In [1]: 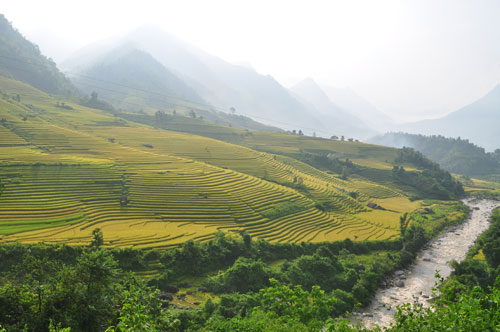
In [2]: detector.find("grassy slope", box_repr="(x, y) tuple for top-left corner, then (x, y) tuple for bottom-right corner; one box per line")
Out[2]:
(0, 76), (445, 248)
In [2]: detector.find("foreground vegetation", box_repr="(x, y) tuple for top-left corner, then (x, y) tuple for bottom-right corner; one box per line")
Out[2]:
(0, 198), (469, 331)
(3, 205), (497, 332)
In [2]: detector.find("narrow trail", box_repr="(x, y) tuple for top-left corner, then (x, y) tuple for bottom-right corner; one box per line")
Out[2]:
(355, 198), (500, 329)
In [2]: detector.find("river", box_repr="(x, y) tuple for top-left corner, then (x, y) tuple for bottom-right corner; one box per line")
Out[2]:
(355, 198), (500, 329)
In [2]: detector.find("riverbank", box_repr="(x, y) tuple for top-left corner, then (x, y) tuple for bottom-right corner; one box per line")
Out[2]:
(356, 198), (500, 329)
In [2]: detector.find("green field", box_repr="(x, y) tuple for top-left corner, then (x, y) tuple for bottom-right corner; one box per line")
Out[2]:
(0, 76), (455, 248)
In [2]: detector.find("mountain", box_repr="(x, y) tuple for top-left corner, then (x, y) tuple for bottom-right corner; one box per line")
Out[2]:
(67, 44), (205, 112)
(321, 85), (395, 132)
(399, 84), (500, 151)
(370, 132), (500, 176)
(291, 78), (377, 138)
(62, 26), (364, 137)
(0, 14), (74, 95)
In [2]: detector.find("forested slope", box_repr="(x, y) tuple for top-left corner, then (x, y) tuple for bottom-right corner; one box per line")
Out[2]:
(0, 15), (74, 95)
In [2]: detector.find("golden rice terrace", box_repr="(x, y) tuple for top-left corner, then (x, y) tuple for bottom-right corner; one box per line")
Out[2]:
(0, 76), (427, 248)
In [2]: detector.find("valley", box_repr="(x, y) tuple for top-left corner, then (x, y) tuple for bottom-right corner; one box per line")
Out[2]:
(1, 6), (500, 331)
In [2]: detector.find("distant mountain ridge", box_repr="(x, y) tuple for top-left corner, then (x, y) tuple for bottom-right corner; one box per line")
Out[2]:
(398, 84), (500, 151)
(291, 78), (376, 138)
(0, 14), (74, 95)
(321, 85), (395, 132)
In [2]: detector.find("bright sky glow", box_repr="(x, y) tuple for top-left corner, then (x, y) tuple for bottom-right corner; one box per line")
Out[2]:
(3, 0), (500, 122)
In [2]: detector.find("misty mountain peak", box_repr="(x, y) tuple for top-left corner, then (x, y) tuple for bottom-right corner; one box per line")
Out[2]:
(293, 77), (321, 90)
(292, 78), (340, 112)
(233, 61), (256, 72)
(291, 78), (374, 137)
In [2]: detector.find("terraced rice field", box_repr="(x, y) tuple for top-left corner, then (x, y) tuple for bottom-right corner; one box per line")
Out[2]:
(0, 76), (413, 247)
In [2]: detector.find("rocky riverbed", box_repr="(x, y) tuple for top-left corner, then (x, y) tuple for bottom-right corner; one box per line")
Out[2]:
(354, 198), (500, 329)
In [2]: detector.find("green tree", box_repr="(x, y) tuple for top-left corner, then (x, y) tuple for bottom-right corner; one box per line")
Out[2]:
(258, 279), (336, 329)
(75, 249), (120, 332)
(340, 167), (349, 180)
(388, 285), (500, 331)
(206, 257), (274, 293)
(90, 228), (104, 248)
(482, 218), (500, 269)
(283, 253), (344, 291)
(399, 213), (411, 237)
(49, 321), (71, 332)
(241, 231), (252, 248)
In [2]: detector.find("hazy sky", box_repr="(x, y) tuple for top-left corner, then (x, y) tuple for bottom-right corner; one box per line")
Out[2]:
(3, 0), (500, 122)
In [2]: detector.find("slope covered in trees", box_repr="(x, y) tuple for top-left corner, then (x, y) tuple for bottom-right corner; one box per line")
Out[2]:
(0, 14), (74, 95)
(371, 132), (500, 176)
(392, 147), (465, 200)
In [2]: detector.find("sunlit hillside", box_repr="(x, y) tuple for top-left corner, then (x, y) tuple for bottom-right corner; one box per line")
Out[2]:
(0, 76), (431, 248)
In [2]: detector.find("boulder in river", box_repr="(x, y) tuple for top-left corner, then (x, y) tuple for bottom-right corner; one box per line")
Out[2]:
(395, 280), (405, 287)
(395, 270), (405, 276)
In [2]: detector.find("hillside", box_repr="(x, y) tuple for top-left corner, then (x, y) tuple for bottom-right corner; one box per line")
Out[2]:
(68, 45), (205, 112)
(0, 75), (462, 248)
(400, 84), (500, 152)
(67, 44), (282, 132)
(62, 26), (374, 138)
(370, 132), (500, 176)
(0, 14), (74, 95)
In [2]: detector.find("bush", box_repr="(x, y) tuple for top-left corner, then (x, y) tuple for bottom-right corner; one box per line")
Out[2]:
(205, 257), (275, 293)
